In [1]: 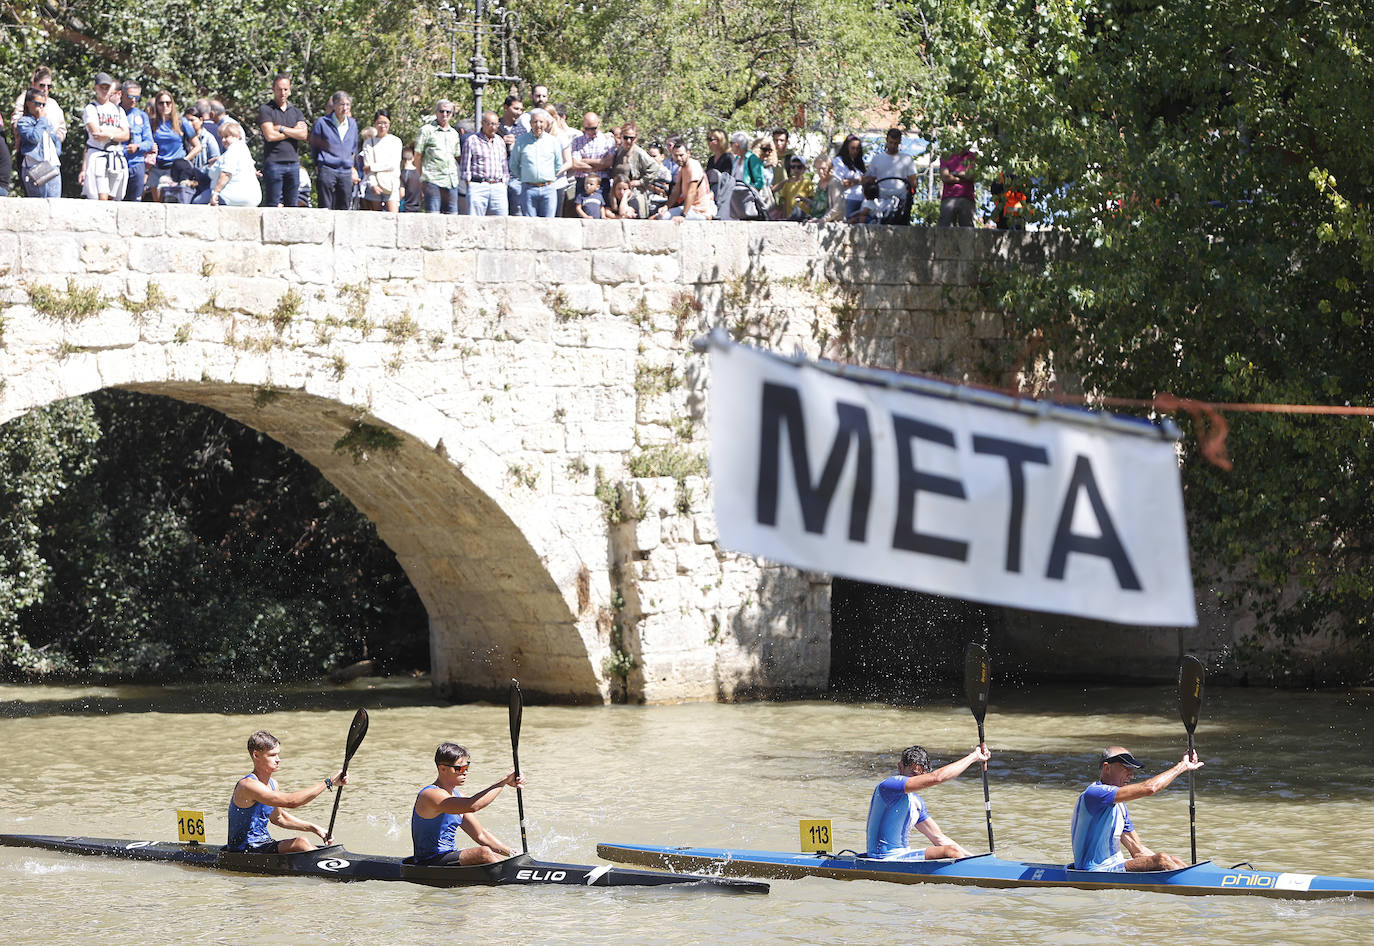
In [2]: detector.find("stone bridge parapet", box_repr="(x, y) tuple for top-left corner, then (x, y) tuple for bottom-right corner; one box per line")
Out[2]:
(0, 198), (1031, 702)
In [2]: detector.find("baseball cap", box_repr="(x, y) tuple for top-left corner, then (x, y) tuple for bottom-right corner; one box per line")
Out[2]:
(1100, 749), (1144, 769)
(94, 72), (115, 87)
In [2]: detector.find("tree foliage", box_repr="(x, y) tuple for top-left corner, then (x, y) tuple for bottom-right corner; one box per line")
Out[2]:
(902, 0), (1374, 658)
(0, 392), (428, 681)
(516, 0), (920, 137)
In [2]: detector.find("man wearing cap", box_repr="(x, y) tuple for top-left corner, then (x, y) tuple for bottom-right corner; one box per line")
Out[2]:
(865, 743), (991, 860)
(1071, 745), (1203, 872)
(82, 73), (130, 201)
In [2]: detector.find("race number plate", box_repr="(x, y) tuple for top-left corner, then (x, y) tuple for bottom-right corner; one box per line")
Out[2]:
(177, 809), (207, 844)
(800, 818), (833, 854)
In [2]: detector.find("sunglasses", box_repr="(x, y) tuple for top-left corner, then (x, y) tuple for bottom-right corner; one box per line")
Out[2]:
(36, 82), (53, 89)
(437, 108), (453, 114)
(441, 762), (470, 773)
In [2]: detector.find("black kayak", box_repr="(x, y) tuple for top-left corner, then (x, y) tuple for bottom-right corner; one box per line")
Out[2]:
(0, 834), (767, 893)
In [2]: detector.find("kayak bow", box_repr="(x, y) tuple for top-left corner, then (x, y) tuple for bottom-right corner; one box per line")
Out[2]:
(595, 842), (1374, 900)
(0, 834), (766, 893)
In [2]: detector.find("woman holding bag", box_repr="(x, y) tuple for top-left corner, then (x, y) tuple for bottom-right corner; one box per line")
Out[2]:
(361, 109), (403, 212)
(16, 87), (62, 198)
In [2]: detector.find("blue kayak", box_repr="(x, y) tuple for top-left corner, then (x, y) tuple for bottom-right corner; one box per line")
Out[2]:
(596, 842), (1374, 899)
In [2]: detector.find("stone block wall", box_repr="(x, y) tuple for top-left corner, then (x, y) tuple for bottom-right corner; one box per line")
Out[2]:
(0, 199), (1027, 702)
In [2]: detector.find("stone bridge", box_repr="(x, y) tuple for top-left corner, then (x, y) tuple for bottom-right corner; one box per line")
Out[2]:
(0, 199), (1030, 703)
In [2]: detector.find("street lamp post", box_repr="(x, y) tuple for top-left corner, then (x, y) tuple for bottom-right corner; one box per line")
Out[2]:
(434, 0), (522, 130)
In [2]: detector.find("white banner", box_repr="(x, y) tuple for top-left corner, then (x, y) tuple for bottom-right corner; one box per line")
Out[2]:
(708, 339), (1196, 626)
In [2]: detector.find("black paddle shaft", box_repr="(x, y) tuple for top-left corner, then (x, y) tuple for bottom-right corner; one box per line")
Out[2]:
(964, 643), (994, 854)
(325, 708), (369, 844)
(509, 679), (530, 855)
(1179, 655), (1205, 865)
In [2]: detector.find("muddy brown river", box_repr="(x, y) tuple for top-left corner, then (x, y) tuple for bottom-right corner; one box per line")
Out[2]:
(2, 680), (1371, 943)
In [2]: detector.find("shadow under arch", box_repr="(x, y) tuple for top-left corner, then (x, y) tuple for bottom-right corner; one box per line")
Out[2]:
(90, 381), (602, 704)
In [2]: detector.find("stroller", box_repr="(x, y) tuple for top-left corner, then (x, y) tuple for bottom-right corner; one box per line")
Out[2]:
(872, 177), (915, 226)
(727, 178), (771, 220)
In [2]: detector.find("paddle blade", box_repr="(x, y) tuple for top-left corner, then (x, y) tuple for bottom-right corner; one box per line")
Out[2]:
(964, 643), (991, 724)
(1179, 655), (1205, 734)
(509, 679), (523, 750)
(343, 708), (369, 768)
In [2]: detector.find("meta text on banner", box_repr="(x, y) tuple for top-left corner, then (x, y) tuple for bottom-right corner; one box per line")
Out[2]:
(708, 340), (1197, 626)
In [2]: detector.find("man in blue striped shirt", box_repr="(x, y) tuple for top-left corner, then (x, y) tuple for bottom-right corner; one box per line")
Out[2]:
(1071, 746), (1203, 871)
(461, 111), (510, 216)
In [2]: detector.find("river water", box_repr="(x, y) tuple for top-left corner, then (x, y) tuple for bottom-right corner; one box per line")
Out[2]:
(2, 680), (1371, 944)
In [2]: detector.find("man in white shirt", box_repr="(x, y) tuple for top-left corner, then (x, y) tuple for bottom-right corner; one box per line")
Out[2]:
(864, 128), (919, 221)
(81, 72), (130, 200)
(515, 84), (550, 134)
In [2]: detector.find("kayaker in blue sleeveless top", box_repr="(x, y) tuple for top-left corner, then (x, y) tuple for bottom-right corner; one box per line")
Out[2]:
(411, 742), (524, 865)
(1071, 745), (1202, 872)
(226, 730), (349, 853)
(865, 743), (989, 860)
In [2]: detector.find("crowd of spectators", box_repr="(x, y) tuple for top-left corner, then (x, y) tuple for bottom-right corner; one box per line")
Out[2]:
(4, 67), (1021, 229)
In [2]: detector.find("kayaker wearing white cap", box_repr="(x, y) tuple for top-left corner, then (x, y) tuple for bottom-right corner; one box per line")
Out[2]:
(1072, 745), (1204, 871)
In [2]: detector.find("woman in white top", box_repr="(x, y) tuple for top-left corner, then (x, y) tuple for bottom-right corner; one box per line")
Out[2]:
(832, 134), (867, 220)
(655, 138), (716, 221)
(361, 109), (403, 212)
(195, 119), (260, 206)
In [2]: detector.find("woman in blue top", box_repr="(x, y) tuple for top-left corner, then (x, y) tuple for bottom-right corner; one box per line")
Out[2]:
(147, 90), (201, 200)
(227, 730), (348, 853)
(412, 742), (524, 865)
(16, 87), (62, 198)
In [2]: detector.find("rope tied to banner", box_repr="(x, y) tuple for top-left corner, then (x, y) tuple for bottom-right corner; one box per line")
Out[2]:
(1048, 393), (1374, 472)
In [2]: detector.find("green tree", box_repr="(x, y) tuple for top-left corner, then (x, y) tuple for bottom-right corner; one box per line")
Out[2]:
(902, 0), (1374, 665)
(0, 399), (100, 670)
(515, 0), (921, 139)
(0, 393), (428, 681)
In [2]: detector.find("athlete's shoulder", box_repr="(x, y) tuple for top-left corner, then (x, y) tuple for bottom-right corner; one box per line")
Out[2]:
(1079, 781), (1117, 809)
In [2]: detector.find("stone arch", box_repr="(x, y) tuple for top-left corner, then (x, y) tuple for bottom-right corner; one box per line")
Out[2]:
(7, 379), (604, 703)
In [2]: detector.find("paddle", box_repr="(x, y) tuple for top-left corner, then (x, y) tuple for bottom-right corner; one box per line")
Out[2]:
(509, 678), (530, 855)
(1178, 654), (1205, 865)
(324, 708), (369, 845)
(963, 642), (994, 854)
